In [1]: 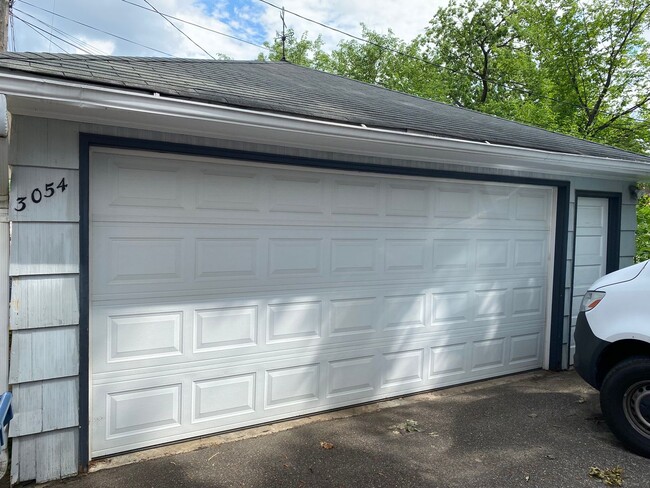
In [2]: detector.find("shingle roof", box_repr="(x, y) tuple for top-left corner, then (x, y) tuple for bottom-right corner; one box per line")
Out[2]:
(1, 52), (648, 163)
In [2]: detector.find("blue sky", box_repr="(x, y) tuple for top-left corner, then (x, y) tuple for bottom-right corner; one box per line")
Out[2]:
(8, 0), (447, 59)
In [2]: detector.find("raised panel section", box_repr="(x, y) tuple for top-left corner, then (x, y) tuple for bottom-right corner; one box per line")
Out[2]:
(515, 190), (548, 222)
(108, 312), (182, 362)
(512, 287), (543, 316)
(268, 301), (321, 343)
(386, 183), (429, 217)
(429, 343), (467, 378)
(331, 239), (377, 273)
(332, 180), (380, 215)
(196, 169), (260, 211)
(265, 364), (320, 407)
(433, 240), (470, 270)
(381, 349), (423, 387)
(510, 333), (541, 364)
(195, 238), (258, 279)
(384, 294), (426, 330)
(269, 239), (322, 276)
(385, 239), (427, 272)
(435, 186), (473, 218)
(192, 374), (255, 422)
(432, 292), (469, 325)
(475, 289), (507, 320)
(328, 356), (374, 396)
(108, 238), (183, 284)
(269, 175), (324, 214)
(107, 384), (181, 437)
(330, 297), (377, 336)
(472, 339), (505, 370)
(514, 239), (546, 268)
(109, 160), (183, 209)
(476, 240), (509, 269)
(477, 189), (510, 220)
(195, 306), (257, 351)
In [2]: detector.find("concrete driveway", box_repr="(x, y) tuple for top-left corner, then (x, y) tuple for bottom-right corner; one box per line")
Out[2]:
(45, 371), (649, 487)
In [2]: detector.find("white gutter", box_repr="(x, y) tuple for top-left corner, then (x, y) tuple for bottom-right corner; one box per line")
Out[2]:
(1, 72), (650, 179)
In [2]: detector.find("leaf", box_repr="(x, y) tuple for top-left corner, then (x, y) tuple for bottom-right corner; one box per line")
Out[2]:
(528, 413), (538, 418)
(589, 466), (624, 486)
(320, 441), (335, 450)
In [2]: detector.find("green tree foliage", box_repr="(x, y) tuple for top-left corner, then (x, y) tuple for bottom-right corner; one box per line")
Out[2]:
(636, 194), (650, 262)
(521, 0), (650, 153)
(321, 25), (440, 98)
(421, 0), (532, 110)
(257, 28), (328, 68)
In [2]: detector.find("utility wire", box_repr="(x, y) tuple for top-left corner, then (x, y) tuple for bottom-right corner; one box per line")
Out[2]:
(121, 0), (270, 52)
(14, 15), (71, 53)
(17, 0), (174, 56)
(141, 0), (215, 59)
(15, 7), (108, 55)
(9, 6), (16, 51)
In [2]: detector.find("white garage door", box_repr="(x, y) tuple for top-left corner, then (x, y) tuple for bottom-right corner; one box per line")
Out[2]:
(90, 148), (554, 457)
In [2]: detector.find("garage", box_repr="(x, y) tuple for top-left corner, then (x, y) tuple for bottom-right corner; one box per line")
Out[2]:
(89, 147), (554, 456)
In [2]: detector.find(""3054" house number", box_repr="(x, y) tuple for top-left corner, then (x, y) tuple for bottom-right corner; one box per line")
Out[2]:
(14, 178), (68, 212)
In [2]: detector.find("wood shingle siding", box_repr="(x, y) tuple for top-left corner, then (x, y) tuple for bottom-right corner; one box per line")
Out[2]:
(8, 115), (81, 484)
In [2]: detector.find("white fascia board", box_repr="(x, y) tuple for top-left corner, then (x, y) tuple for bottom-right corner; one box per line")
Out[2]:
(2, 72), (650, 180)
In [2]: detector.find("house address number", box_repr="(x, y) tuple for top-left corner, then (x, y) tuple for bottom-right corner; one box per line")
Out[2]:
(13, 178), (69, 212)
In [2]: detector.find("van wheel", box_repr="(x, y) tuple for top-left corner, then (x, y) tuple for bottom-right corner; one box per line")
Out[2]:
(600, 356), (650, 458)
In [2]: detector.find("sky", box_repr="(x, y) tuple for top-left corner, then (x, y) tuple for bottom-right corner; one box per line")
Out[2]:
(7, 0), (449, 59)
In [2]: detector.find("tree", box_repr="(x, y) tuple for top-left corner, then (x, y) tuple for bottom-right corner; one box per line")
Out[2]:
(421, 0), (533, 110)
(257, 28), (328, 69)
(323, 25), (440, 98)
(521, 0), (650, 152)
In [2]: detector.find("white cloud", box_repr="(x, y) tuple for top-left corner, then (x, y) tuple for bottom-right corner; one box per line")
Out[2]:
(10, 0), (448, 59)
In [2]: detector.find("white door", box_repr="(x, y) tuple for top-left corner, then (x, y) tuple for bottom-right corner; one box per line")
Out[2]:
(89, 148), (555, 457)
(571, 197), (609, 364)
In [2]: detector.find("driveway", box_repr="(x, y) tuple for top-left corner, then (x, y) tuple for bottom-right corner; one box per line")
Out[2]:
(44, 371), (649, 487)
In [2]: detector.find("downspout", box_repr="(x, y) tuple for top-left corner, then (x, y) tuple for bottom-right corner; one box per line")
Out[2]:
(0, 93), (10, 479)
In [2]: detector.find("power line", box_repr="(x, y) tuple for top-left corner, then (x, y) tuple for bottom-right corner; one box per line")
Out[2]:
(140, 0), (215, 59)
(9, 5), (16, 50)
(256, 0), (648, 122)
(14, 15), (71, 53)
(17, 0), (174, 56)
(121, 0), (270, 52)
(14, 7), (108, 55)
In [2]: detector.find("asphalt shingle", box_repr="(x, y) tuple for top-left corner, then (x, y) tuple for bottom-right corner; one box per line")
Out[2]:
(0, 53), (648, 163)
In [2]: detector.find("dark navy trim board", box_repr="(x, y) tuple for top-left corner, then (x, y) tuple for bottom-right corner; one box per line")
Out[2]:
(78, 133), (571, 470)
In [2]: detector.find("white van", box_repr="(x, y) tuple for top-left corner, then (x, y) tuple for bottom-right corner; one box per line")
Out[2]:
(574, 260), (650, 458)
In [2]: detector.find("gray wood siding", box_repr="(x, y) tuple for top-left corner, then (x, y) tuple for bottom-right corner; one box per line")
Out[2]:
(9, 327), (79, 383)
(10, 275), (80, 330)
(9, 378), (79, 437)
(5, 114), (642, 483)
(8, 116), (82, 483)
(10, 428), (78, 484)
(9, 223), (79, 276)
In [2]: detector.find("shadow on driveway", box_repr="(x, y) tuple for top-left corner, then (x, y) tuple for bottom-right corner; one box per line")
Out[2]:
(48, 371), (650, 488)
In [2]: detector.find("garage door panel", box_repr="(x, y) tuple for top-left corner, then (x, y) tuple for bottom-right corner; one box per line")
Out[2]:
(91, 150), (551, 230)
(90, 149), (554, 457)
(91, 322), (543, 455)
(92, 224), (549, 300)
(91, 278), (546, 378)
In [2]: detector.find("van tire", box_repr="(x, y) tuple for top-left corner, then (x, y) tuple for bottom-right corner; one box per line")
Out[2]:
(600, 356), (650, 458)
